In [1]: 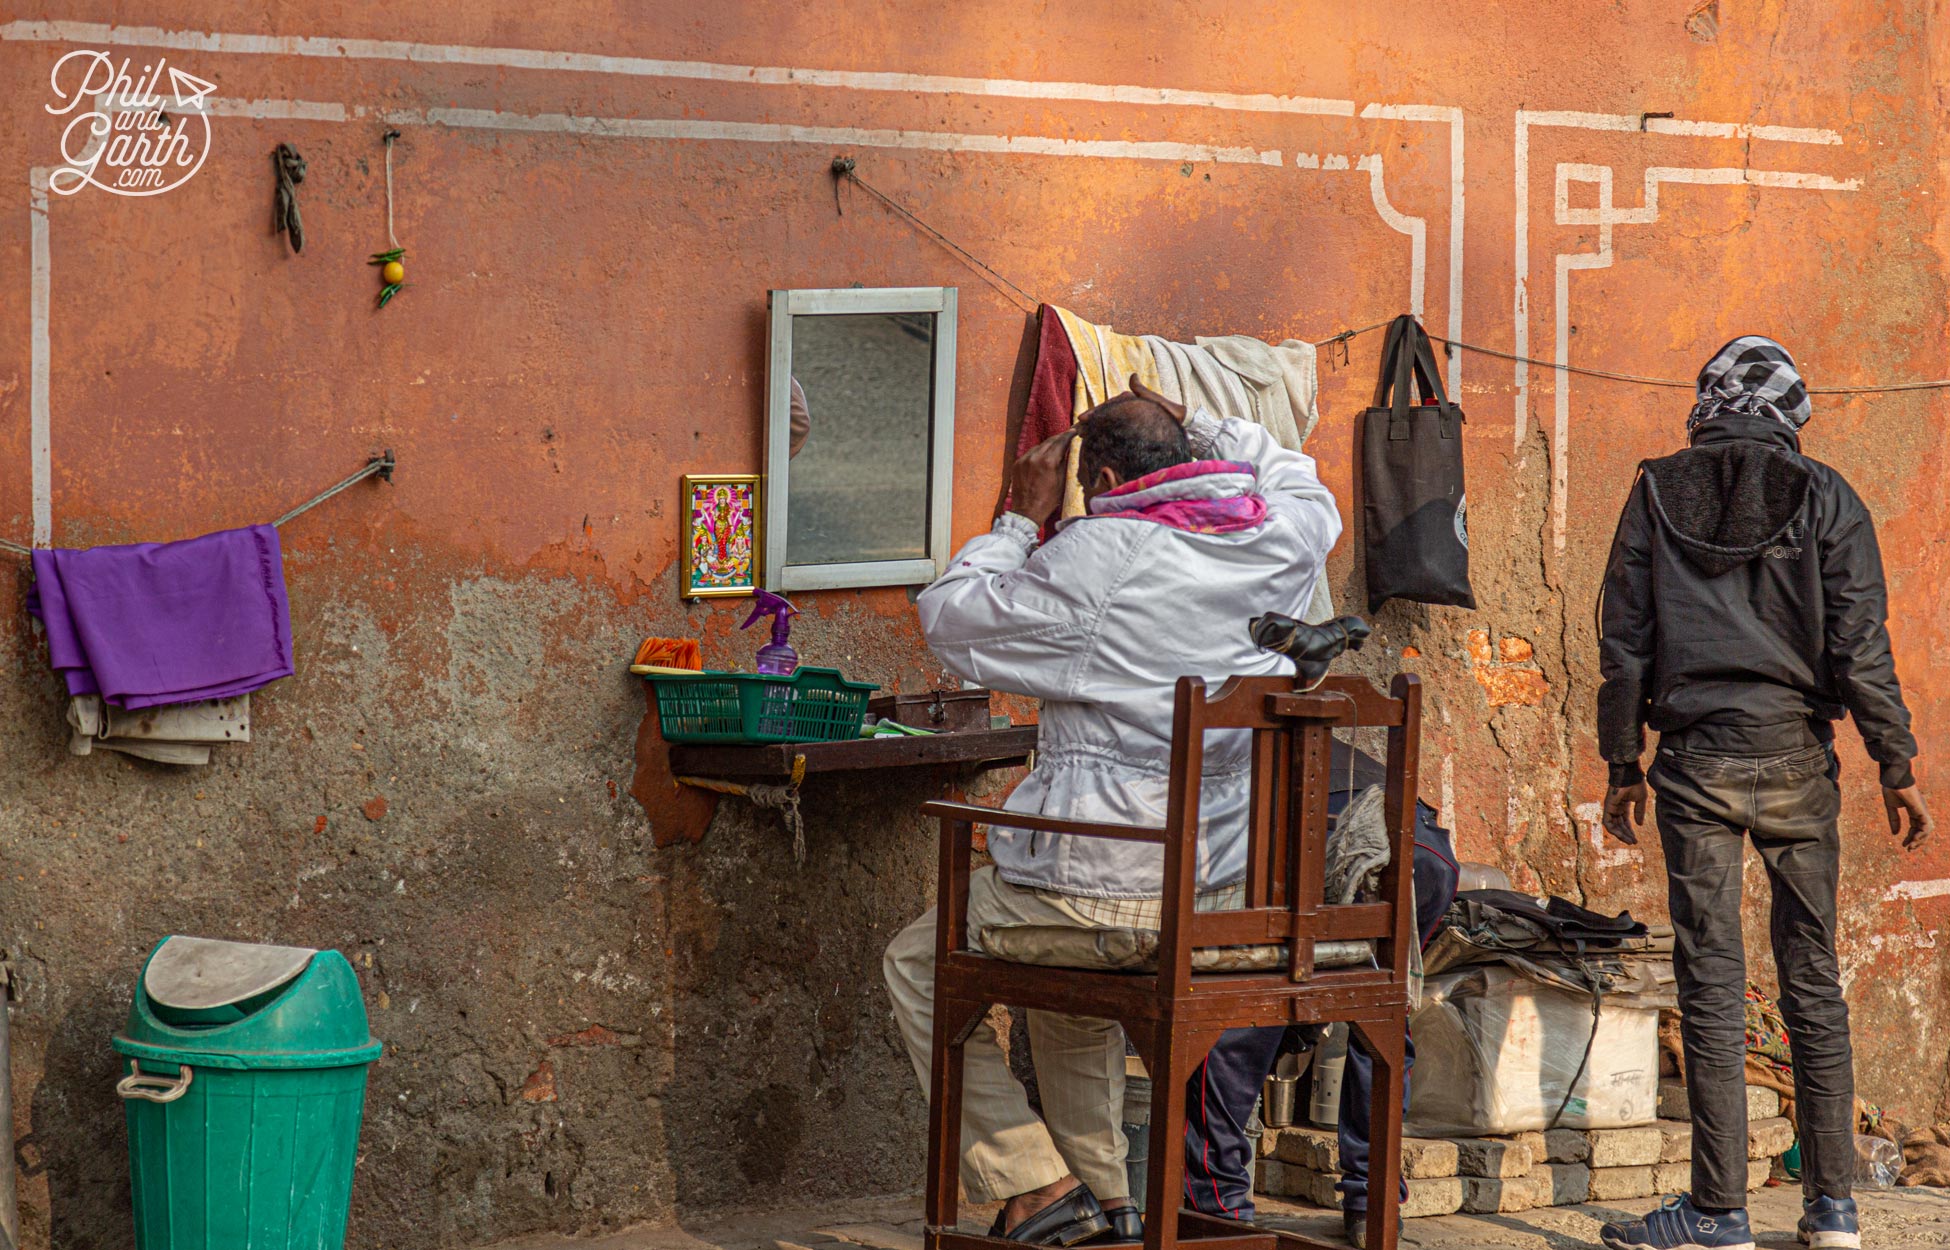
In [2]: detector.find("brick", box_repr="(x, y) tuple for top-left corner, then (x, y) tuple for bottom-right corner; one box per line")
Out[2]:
(1658, 1079), (1690, 1121)
(1461, 1172), (1552, 1214)
(1270, 1165), (1337, 1208)
(1530, 1162), (1591, 1206)
(1587, 1165), (1657, 1202)
(1652, 1161), (1690, 1194)
(1255, 1158), (1293, 1198)
(1401, 1137), (1460, 1179)
(1402, 1175), (1466, 1219)
(1587, 1127), (1663, 1168)
(1656, 1119), (1693, 1164)
(1456, 1137), (1535, 1177)
(1275, 1126), (1338, 1173)
(1660, 1078), (1781, 1123)
(1748, 1158), (1772, 1191)
(1545, 1128), (1591, 1164)
(1502, 1130), (1549, 1158)
(1748, 1116), (1795, 1160)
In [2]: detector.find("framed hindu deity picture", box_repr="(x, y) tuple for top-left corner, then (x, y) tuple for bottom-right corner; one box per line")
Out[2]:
(679, 474), (762, 599)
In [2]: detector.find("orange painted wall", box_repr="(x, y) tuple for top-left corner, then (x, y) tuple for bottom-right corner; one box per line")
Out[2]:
(0, 2), (1947, 1243)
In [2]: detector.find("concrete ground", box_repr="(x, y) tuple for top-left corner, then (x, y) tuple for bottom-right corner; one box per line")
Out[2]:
(490, 1185), (1950, 1250)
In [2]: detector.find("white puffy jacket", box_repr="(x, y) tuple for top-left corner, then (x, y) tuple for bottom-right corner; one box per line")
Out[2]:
(918, 412), (1342, 899)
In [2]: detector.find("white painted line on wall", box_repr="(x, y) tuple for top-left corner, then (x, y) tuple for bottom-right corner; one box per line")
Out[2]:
(29, 168), (50, 547)
(1515, 111), (1531, 443)
(1575, 800), (1633, 869)
(0, 19), (1360, 118)
(1358, 155), (1426, 318)
(1513, 108), (1849, 448)
(382, 106), (1284, 165)
(1885, 880), (1950, 902)
(1363, 103), (1464, 395)
(1645, 117), (1843, 145)
(1543, 161), (1858, 551)
(204, 98), (350, 122)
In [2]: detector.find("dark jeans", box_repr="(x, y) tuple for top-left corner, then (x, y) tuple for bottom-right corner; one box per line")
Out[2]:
(1182, 800), (1459, 1220)
(1651, 739), (1854, 1209)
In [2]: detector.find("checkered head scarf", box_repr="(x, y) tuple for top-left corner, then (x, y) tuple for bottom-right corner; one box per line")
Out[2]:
(1688, 335), (1812, 431)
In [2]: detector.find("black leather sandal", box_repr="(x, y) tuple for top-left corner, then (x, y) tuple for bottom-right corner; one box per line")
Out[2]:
(989, 1186), (1113, 1246)
(1088, 1207), (1142, 1244)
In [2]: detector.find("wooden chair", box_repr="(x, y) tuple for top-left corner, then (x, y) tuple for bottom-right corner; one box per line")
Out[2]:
(920, 673), (1422, 1250)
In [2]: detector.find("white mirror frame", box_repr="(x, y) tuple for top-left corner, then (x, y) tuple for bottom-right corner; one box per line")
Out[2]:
(763, 286), (958, 592)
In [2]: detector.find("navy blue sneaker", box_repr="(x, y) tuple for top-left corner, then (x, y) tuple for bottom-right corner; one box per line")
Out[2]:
(1600, 1196), (1756, 1250)
(1798, 1195), (1861, 1249)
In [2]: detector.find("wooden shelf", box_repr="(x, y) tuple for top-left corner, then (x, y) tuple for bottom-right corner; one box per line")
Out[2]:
(669, 725), (1039, 780)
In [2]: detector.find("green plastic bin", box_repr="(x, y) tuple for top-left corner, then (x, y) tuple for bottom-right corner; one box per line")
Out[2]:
(113, 936), (383, 1250)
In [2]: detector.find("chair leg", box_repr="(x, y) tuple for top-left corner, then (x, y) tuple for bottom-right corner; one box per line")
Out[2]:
(1141, 1023), (1226, 1250)
(1348, 1018), (1405, 1250)
(927, 997), (988, 1236)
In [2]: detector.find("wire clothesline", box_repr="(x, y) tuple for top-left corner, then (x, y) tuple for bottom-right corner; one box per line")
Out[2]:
(834, 156), (1950, 398)
(0, 451), (396, 557)
(1315, 320), (1950, 395)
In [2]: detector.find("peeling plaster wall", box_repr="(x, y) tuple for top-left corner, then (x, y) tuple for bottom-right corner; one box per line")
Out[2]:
(0, 2), (1948, 1245)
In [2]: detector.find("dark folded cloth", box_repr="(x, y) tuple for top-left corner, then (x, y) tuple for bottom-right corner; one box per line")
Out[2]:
(1449, 889), (1649, 949)
(29, 524), (294, 709)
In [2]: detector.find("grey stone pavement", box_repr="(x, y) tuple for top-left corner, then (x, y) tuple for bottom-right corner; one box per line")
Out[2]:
(492, 1184), (1950, 1250)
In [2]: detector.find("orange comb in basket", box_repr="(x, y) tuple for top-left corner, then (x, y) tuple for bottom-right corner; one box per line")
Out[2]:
(631, 636), (702, 673)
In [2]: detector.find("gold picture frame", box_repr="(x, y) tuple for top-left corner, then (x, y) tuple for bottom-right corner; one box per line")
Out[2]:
(680, 474), (762, 599)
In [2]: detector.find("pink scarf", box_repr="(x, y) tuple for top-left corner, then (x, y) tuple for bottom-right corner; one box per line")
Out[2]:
(1082, 459), (1268, 534)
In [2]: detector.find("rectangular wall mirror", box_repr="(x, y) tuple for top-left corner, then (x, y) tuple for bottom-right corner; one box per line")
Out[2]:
(764, 287), (957, 591)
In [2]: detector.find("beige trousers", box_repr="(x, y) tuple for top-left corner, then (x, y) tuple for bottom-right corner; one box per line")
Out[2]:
(882, 866), (1132, 1204)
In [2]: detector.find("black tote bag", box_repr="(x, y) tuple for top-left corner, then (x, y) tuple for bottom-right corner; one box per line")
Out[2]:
(1359, 315), (1475, 612)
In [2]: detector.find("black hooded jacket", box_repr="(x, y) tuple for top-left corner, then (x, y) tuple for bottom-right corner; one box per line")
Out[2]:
(1597, 414), (1917, 789)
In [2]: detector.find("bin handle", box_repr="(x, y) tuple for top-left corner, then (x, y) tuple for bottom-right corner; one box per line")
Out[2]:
(117, 1060), (193, 1104)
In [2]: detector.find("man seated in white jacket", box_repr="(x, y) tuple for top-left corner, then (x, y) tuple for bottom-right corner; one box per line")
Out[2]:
(883, 380), (1342, 1244)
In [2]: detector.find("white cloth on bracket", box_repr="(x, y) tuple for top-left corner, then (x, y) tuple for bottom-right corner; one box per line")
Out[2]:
(66, 693), (250, 766)
(918, 412), (1341, 900)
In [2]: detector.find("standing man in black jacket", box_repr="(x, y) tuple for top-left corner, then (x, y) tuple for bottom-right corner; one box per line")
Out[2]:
(1595, 336), (1931, 1250)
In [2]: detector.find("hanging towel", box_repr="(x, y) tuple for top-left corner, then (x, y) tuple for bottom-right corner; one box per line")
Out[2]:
(1050, 306), (1162, 410)
(1050, 306), (1161, 518)
(1018, 306), (1082, 458)
(1194, 335), (1320, 452)
(1142, 336), (1258, 425)
(30, 524), (294, 709)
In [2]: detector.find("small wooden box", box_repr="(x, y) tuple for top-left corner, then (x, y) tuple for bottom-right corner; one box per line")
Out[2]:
(866, 688), (993, 734)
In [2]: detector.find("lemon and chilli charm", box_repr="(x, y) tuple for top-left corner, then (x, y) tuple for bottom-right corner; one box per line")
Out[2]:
(368, 248), (406, 309)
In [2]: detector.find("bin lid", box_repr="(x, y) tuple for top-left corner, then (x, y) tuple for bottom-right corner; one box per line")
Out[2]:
(115, 938), (381, 1070)
(144, 936), (318, 1010)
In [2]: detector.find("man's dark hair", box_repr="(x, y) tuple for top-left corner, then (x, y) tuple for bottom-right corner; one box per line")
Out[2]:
(1078, 396), (1193, 487)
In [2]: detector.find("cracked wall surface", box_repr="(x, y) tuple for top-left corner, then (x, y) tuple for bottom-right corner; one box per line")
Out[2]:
(1, 1), (1949, 1246)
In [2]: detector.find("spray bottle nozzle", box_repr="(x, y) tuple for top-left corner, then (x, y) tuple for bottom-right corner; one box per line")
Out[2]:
(742, 589), (798, 645)
(741, 589), (801, 675)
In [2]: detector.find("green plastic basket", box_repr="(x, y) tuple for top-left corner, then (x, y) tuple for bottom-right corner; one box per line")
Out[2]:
(645, 666), (878, 744)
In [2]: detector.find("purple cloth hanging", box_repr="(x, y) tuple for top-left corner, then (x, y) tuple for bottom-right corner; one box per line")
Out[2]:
(29, 524), (293, 709)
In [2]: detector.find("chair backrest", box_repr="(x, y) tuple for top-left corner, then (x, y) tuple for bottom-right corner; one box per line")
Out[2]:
(1150, 672), (1422, 997)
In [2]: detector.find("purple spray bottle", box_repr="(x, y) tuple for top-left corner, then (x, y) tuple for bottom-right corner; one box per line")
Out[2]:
(741, 589), (800, 675)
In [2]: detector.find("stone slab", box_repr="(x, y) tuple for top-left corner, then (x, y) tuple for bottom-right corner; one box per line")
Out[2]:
(1587, 1165), (1657, 1203)
(1456, 1137), (1535, 1178)
(1587, 1126), (1663, 1168)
